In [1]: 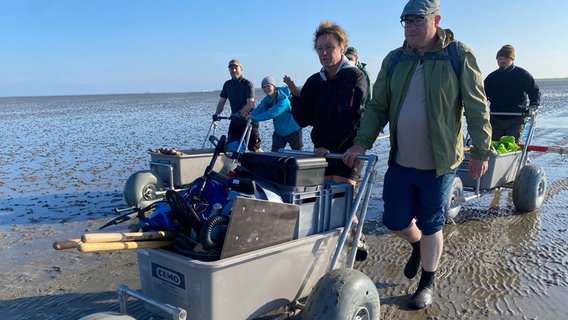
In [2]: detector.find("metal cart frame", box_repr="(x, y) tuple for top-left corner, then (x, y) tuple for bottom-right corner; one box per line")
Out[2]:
(111, 152), (380, 320)
(446, 105), (547, 220)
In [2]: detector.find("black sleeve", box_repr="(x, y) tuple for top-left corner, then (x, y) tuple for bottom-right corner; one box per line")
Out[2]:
(321, 69), (367, 151)
(524, 72), (541, 106)
(291, 75), (318, 127)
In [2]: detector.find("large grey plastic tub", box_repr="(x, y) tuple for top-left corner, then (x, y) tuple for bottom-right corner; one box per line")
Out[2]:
(457, 151), (521, 189)
(137, 229), (343, 320)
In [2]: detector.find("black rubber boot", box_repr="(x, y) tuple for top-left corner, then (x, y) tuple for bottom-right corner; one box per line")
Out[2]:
(404, 241), (421, 279)
(410, 268), (435, 309)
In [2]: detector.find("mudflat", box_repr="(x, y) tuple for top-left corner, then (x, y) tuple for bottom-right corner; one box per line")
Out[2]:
(1, 92), (567, 319)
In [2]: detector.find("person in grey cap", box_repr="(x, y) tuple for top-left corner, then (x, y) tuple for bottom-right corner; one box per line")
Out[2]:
(343, 0), (493, 309)
(484, 44), (541, 142)
(213, 58), (262, 152)
(246, 76), (303, 152)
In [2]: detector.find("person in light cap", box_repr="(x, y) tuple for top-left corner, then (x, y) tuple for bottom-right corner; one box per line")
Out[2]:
(343, 0), (492, 309)
(245, 76), (303, 152)
(484, 44), (541, 142)
(213, 59), (262, 152)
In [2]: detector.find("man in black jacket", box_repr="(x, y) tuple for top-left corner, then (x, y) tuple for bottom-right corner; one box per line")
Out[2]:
(484, 44), (541, 142)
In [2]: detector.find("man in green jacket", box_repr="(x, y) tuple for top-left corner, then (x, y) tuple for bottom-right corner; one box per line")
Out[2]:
(343, 0), (493, 309)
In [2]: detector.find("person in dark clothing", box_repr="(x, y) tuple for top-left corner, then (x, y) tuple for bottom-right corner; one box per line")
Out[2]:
(284, 20), (368, 262)
(345, 46), (373, 106)
(213, 59), (262, 152)
(283, 20), (367, 186)
(484, 44), (541, 142)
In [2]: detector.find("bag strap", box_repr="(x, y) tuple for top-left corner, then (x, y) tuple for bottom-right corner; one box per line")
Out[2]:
(387, 40), (460, 77)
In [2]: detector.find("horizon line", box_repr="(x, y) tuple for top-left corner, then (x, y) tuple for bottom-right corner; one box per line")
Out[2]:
(1, 77), (567, 99)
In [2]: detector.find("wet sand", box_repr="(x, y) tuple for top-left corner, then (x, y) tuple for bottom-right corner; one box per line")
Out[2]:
(1, 187), (567, 319)
(1, 94), (567, 319)
(2, 142), (567, 320)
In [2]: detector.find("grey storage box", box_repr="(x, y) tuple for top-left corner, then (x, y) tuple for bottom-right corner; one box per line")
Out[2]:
(457, 151), (521, 189)
(149, 148), (227, 187)
(280, 182), (353, 238)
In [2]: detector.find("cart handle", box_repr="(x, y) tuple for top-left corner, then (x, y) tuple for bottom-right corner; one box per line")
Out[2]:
(278, 150), (378, 163)
(117, 284), (187, 320)
(490, 105), (540, 117)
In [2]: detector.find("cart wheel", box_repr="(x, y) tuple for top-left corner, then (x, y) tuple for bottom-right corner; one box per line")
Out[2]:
(79, 312), (135, 320)
(513, 164), (546, 212)
(302, 268), (380, 320)
(123, 170), (165, 208)
(445, 176), (463, 222)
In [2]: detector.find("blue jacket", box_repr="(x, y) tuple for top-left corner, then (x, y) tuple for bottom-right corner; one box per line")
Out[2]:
(251, 86), (301, 137)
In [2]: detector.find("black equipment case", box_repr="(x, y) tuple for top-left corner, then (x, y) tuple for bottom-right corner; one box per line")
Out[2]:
(238, 152), (328, 187)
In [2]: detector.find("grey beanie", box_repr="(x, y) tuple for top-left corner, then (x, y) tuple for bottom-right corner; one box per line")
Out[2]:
(261, 76), (275, 88)
(401, 0), (440, 19)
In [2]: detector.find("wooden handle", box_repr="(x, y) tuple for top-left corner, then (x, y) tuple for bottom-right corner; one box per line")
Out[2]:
(81, 231), (175, 243)
(53, 239), (81, 250)
(77, 240), (173, 252)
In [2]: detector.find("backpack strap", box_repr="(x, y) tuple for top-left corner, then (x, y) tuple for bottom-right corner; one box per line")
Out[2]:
(446, 40), (461, 78)
(387, 40), (461, 77)
(386, 47), (405, 75)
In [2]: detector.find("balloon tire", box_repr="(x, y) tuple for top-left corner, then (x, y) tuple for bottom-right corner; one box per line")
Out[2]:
(123, 170), (164, 208)
(302, 268), (380, 320)
(445, 176), (464, 221)
(513, 164), (546, 212)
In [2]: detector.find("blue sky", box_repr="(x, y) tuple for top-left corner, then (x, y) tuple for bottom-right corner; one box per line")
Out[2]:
(1, 0), (566, 97)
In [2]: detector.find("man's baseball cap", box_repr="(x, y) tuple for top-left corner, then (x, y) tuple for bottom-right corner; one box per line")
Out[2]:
(228, 59), (242, 68)
(345, 47), (358, 60)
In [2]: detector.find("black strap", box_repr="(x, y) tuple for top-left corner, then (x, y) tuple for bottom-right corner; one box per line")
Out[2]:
(387, 40), (460, 77)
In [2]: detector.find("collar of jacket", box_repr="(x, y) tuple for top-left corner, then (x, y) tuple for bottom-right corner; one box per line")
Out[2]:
(401, 27), (454, 56)
(319, 56), (356, 81)
(499, 64), (516, 73)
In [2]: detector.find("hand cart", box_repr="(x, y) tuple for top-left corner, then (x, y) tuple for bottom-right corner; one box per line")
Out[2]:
(121, 116), (251, 209)
(85, 150), (381, 320)
(446, 105), (547, 220)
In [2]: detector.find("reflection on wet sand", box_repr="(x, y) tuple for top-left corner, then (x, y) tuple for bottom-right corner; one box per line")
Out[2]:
(359, 199), (567, 319)
(538, 116), (568, 129)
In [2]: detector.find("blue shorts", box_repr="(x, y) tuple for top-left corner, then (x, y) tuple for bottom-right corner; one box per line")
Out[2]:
(382, 162), (455, 235)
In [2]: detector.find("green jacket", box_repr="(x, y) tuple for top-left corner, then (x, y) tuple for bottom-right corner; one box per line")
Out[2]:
(355, 60), (373, 106)
(353, 28), (493, 176)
